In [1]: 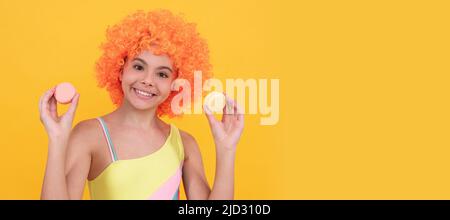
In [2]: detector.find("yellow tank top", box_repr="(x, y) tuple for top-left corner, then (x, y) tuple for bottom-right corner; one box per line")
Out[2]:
(88, 117), (184, 200)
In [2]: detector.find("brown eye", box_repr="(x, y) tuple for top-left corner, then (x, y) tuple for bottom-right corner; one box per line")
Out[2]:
(133, 64), (144, 71)
(159, 72), (168, 78)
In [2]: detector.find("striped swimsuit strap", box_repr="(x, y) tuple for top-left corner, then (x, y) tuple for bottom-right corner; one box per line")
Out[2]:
(96, 117), (118, 162)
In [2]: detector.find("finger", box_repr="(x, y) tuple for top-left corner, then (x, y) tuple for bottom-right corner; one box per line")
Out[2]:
(230, 98), (238, 116)
(221, 95), (235, 123)
(39, 87), (56, 124)
(39, 93), (46, 120)
(204, 104), (218, 127)
(41, 87), (56, 114)
(39, 87), (53, 111)
(221, 95), (228, 122)
(235, 102), (244, 123)
(224, 93), (235, 115)
(49, 96), (58, 119)
(66, 93), (80, 120)
(38, 92), (44, 113)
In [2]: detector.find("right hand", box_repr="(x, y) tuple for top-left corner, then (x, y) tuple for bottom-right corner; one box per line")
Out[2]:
(39, 86), (80, 142)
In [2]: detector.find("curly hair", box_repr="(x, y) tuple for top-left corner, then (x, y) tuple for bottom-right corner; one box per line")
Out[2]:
(95, 10), (212, 118)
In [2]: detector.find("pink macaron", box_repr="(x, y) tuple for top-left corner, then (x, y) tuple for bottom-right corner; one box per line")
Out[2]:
(55, 82), (76, 104)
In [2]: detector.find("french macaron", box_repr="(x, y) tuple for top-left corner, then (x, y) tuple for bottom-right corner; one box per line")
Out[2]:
(55, 82), (76, 104)
(204, 91), (226, 113)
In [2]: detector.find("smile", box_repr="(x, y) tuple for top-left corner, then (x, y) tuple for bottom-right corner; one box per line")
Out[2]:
(133, 88), (156, 99)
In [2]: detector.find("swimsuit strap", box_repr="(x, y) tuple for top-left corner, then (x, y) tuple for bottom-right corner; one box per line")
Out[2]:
(96, 117), (118, 162)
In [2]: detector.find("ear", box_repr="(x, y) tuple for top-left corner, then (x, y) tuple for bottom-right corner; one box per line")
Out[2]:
(118, 57), (127, 82)
(118, 68), (124, 82)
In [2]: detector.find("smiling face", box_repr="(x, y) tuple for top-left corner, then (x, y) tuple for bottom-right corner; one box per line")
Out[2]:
(119, 50), (176, 111)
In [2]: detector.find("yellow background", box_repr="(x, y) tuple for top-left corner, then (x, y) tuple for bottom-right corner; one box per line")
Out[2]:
(0, 0), (449, 199)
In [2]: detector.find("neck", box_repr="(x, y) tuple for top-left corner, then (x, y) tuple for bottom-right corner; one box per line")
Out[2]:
(111, 100), (160, 130)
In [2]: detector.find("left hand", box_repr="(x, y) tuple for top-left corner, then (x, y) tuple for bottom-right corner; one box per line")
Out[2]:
(204, 94), (244, 153)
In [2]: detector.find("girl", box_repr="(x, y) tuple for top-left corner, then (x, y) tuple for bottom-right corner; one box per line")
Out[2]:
(39, 10), (244, 200)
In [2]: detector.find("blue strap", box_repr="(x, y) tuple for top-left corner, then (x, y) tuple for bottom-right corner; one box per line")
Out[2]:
(98, 117), (118, 161)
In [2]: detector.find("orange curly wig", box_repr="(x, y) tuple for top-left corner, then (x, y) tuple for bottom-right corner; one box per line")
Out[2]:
(95, 10), (212, 118)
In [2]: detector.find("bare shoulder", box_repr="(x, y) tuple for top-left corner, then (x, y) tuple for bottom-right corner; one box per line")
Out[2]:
(178, 129), (200, 160)
(68, 118), (103, 151)
(178, 129), (198, 148)
(64, 118), (104, 178)
(71, 119), (101, 139)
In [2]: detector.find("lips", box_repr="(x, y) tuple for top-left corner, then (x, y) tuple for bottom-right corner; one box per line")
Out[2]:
(133, 87), (157, 100)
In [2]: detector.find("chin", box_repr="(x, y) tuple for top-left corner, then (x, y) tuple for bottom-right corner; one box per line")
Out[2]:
(127, 96), (168, 112)
(126, 97), (158, 110)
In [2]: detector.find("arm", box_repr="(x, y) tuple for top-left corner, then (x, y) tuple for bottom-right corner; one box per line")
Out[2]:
(181, 132), (211, 200)
(39, 87), (91, 200)
(182, 95), (244, 200)
(41, 137), (70, 199)
(64, 121), (93, 199)
(41, 123), (91, 200)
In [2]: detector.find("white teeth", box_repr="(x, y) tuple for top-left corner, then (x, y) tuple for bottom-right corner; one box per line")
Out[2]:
(134, 88), (153, 97)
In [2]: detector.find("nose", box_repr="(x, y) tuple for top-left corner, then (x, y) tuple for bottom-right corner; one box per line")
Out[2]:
(140, 72), (155, 87)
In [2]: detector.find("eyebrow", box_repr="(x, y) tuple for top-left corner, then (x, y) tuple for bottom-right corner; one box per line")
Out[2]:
(132, 58), (173, 73)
